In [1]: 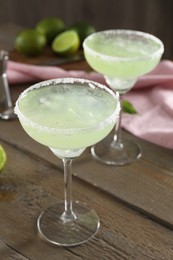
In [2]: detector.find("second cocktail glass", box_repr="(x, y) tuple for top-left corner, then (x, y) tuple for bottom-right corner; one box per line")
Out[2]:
(15, 78), (120, 246)
(83, 29), (164, 165)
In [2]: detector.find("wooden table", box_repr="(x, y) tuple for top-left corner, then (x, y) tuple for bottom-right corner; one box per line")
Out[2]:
(0, 26), (173, 259)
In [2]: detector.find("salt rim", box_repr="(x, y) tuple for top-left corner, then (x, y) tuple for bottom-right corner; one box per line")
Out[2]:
(14, 78), (120, 134)
(83, 29), (164, 62)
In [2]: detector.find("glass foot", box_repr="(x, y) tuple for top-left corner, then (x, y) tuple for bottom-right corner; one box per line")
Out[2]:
(37, 201), (100, 247)
(91, 136), (142, 166)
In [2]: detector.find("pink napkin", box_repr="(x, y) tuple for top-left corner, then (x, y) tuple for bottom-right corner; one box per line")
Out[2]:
(123, 60), (173, 149)
(7, 60), (173, 149)
(7, 61), (106, 85)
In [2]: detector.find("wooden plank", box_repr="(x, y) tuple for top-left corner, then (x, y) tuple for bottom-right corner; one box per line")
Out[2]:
(75, 146), (173, 229)
(0, 239), (29, 260)
(0, 141), (84, 260)
(0, 141), (173, 259)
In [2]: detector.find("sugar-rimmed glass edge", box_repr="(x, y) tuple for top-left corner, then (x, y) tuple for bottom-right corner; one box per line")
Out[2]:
(83, 29), (164, 63)
(14, 77), (120, 135)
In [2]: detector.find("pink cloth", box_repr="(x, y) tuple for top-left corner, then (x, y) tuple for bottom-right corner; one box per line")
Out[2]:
(7, 60), (173, 149)
(7, 61), (106, 85)
(123, 60), (173, 149)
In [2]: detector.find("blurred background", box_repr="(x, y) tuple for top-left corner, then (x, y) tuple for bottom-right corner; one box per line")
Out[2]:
(0, 0), (172, 59)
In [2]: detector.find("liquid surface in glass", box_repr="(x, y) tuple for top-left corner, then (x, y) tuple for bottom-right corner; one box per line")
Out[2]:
(17, 81), (119, 150)
(83, 30), (164, 79)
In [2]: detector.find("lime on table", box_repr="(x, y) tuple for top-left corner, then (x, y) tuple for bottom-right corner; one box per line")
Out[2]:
(0, 145), (7, 172)
(15, 29), (47, 56)
(36, 17), (65, 44)
(52, 30), (80, 55)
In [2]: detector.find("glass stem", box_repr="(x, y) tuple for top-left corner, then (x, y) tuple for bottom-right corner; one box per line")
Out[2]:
(61, 158), (76, 222)
(111, 95), (123, 149)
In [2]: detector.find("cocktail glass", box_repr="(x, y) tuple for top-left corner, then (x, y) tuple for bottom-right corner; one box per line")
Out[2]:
(83, 29), (164, 165)
(14, 78), (120, 246)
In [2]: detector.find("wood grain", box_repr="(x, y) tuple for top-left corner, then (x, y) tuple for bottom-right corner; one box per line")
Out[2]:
(0, 239), (28, 260)
(0, 140), (173, 259)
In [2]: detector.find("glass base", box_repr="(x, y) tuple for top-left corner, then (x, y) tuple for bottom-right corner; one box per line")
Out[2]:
(37, 201), (100, 247)
(91, 136), (142, 166)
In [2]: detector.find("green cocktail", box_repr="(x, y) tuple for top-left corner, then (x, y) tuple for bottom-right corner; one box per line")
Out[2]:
(15, 78), (119, 246)
(83, 30), (164, 165)
(17, 79), (119, 157)
(83, 30), (162, 80)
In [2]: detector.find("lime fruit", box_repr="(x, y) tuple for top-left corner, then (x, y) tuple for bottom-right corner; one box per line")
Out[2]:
(36, 17), (65, 44)
(15, 29), (47, 56)
(0, 145), (7, 172)
(68, 21), (96, 43)
(52, 30), (80, 55)
(122, 100), (137, 114)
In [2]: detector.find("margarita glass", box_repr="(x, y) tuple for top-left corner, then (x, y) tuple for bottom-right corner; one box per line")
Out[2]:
(83, 29), (164, 165)
(15, 78), (119, 246)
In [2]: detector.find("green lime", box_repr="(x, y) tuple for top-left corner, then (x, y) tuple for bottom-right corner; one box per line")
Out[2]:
(0, 145), (7, 172)
(36, 17), (65, 44)
(15, 29), (47, 56)
(52, 30), (80, 55)
(68, 21), (96, 43)
(122, 100), (137, 114)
